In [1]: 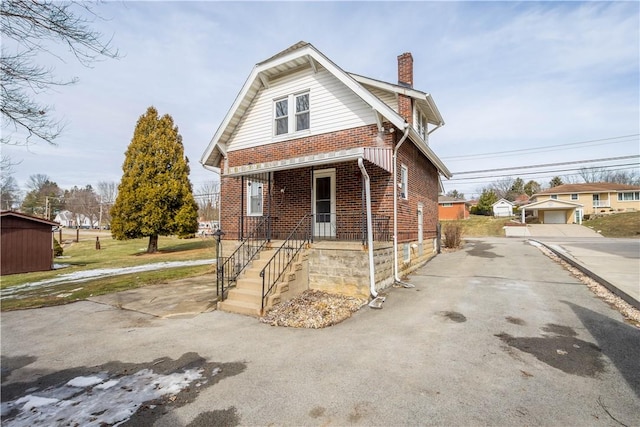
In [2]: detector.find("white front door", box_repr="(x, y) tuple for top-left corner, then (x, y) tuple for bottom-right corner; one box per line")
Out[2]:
(313, 169), (336, 237)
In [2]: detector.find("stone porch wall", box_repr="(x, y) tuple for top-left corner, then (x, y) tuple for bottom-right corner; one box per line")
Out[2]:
(307, 238), (438, 298)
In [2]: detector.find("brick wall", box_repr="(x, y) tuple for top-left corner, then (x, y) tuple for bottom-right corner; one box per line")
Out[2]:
(220, 124), (439, 244)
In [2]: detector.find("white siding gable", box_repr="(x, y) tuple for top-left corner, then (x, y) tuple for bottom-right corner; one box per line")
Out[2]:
(226, 67), (377, 152)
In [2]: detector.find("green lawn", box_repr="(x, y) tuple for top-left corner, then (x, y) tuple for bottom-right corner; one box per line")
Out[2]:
(582, 211), (640, 238)
(1, 234), (218, 311)
(443, 211), (640, 239)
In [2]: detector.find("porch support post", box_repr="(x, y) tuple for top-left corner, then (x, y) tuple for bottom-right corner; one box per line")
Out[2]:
(240, 176), (245, 240)
(267, 172), (272, 242)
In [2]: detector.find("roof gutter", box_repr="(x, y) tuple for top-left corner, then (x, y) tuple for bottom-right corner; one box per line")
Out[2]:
(393, 124), (413, 288)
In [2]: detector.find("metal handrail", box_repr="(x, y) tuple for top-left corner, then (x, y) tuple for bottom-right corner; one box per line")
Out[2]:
(217, 217), (269, 301)
(260, 215), (312, 312)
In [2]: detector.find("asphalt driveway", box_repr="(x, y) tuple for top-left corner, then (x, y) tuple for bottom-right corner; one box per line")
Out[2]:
(2, 238), (639, 426)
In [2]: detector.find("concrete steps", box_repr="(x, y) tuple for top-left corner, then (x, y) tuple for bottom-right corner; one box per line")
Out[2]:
(217, 243), (306, 317)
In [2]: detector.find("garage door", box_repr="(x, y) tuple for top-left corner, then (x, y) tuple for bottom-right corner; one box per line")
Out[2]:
(544, 211), (566, 224)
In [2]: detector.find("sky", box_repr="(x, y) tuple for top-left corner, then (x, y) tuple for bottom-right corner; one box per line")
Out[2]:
(2, 1), (639, 200)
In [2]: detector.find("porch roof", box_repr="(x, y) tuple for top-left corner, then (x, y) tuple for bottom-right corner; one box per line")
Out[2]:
(224, 147), (393, 177)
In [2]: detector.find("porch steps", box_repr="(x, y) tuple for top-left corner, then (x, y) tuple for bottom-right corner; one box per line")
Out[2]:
(217, 245), (307, 317)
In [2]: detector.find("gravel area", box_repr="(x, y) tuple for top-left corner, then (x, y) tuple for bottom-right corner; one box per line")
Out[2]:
(260, 289), (367, 328)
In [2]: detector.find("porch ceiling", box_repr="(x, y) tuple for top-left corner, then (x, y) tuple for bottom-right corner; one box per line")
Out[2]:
(225, 147), (393, 177)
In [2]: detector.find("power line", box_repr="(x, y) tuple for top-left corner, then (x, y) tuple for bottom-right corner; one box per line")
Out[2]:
(452, 155), (639, 175)
(441, 134), (639, 161)
(449, 163), (640, 181)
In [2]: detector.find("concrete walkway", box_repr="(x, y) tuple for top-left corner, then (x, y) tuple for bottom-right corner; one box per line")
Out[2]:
(531, 238), (640, 309)
(88, 275), (218, 318)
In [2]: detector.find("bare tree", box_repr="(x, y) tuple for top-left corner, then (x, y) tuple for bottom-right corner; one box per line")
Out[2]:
(64, 185), (99, 227)
(0, 155), (20, 209)
(1, 0), (118, 146)
(489, 177), (514, 200)
(578, 166), (640, 185)
(96, 180), (117, 226)
(195, 180), (220, 222)
(445, 189), (465, 199)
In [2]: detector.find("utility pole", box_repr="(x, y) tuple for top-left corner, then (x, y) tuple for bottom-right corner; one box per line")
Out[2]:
(98, 196), (103, 230)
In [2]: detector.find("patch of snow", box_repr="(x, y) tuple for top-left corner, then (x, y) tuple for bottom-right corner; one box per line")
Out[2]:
(3, 368), (210, 427)
(1, 259), (215, 300)
(66, 375), (105, 388)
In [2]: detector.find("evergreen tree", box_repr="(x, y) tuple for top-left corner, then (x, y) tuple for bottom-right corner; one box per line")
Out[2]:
(110, 107), (198, 253)
(21, 175), (63, 219)
(476, 189), (498, 216)
(549, 176), (564, 188)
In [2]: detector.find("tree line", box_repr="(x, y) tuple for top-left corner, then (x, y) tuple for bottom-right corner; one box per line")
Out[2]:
(447, 167), (639, 216)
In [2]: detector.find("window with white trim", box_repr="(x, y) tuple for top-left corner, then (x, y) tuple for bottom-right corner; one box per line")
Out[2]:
(550, 195), (558, 200)
(571, 194), (578, 200)
(274, 92), (309, 136)
(400, 164), (408, 199)
(442, 203), (453, 207)
(414, 109), (427, 141)
(246, 181), (263, 216)
(618, 191), (640, 201)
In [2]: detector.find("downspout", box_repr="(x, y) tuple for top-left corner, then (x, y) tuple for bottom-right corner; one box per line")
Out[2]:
(357, 158), (377, 299)
(393, 124), (411, 286)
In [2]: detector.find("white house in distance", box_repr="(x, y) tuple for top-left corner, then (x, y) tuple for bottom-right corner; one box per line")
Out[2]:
(492, 198), (514, 217)
(54, 210), (97, 228)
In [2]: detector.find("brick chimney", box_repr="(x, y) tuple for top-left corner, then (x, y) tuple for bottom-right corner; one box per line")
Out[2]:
(397, 52), (413, 124)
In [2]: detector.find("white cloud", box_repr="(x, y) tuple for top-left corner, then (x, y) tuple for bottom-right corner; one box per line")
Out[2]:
(2, 1), (637, 200)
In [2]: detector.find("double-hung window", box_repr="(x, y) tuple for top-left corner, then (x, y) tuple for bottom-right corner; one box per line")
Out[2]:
(274, 92), (310, 136)
(414, 110), (427, 141)
(274, 98), (288, 135)
(571, 194), (579, 200)
(400, 165), (408, 199)
(618, 191), (640, 201)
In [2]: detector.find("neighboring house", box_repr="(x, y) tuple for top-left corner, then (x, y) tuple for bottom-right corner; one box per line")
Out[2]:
(438, 196), (469, 220)
(54, 210), (97, 228)
(530, 183), (640, 215)
(200, 41), (451, 316)
(492, 199), (514, 217)
(1, 210), (58, 275)
(519, 198), (584, 224)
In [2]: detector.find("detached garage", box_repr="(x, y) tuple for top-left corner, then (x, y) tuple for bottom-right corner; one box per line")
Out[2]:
(1, 210), (58, 275)
(519, 199), (584, 225)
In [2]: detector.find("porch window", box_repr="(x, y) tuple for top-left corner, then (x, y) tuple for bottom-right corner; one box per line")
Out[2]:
(246, 181), (263, 216)
(274, 91), (310, 136)
(571, 194), (578, 200)
(400, 165), (408, 199)
(618, 191), (640, 201)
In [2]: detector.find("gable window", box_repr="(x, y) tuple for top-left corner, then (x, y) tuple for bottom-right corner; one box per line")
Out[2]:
(274, 98), (288, 135)
(246, 181), (263, 216)
(571, 194), (578, 200)
(400, 164), (408, 199)
(618, 191), (640, 201)
(274, 91), (310, 136)
(295, 93), (309, 131)
(415, 111), (427, 141)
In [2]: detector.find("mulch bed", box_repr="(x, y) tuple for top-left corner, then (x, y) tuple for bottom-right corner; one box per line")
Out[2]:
(260, 289), (367, 328)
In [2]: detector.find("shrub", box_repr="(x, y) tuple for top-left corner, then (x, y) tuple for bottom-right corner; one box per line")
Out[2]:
(53, 238), (64, 257)
(442, 222), (463, 249)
